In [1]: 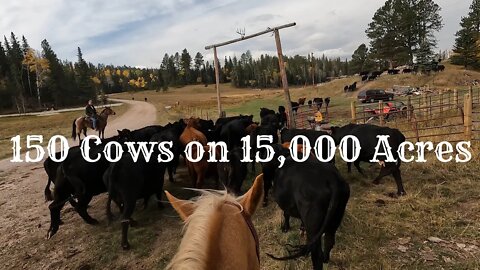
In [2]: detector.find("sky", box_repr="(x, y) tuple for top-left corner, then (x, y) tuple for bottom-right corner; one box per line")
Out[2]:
(0, 0), (472, 68)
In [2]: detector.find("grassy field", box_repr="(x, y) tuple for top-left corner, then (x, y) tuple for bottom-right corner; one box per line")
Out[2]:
(0, 103), (129, 160)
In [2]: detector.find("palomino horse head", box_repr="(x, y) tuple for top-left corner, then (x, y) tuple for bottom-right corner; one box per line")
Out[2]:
(165, 174), (264, 270)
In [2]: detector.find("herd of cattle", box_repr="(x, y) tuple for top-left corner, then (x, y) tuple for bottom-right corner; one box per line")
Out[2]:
(291, 97), (331, 112)
(42, 108), (407, 268)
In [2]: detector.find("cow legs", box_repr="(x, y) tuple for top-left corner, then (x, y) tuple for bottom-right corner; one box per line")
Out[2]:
(281, 212), (291, 233)
(74, 195), (99, 225)
(392, 167), (406, 196)
(262, 173), (272, 207)
(372, 164), (394, 185)
(120, 201), (136, 250)
(46, 193), (70, 239)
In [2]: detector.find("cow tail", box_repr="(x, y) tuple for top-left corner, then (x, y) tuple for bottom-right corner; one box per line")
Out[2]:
(267, 175), (339, 261)
(72, 119), (77, 140)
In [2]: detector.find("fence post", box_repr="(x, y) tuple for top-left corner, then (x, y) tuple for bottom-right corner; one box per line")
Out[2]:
(379, 100), (384, 126)
(407, 96), (412, 122)
(351, 101), (356, 123)
(464, 94), (472, 141)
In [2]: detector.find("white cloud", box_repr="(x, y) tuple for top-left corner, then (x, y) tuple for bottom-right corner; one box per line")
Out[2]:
(0, 0), (471, 67)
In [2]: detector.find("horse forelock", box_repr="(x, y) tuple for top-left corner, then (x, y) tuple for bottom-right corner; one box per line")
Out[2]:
(167, 191), (243, 270)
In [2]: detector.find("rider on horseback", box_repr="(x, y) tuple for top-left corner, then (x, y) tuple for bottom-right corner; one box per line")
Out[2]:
(85, 99), (98, 130)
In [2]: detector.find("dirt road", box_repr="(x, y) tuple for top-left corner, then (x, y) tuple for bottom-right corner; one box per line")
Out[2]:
(0, 99), (157, 269)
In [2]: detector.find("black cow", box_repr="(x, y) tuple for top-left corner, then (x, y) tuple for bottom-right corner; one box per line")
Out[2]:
(349, 82), (357, 91)
(43, 129), (132, 202)
(150, 120), (185, 182)
(388, 69), (400, 75)
(217, 147), (247, 195)
(260, 107), (276, 118)
(402, 68), (412, 74)
(325, 97), (331, 107)
(261, 113), (280, 130)
(291, 102), (299, 113)
(220, 117), (254, 149)
(343, 85), (349, 92)
(371, 70), (383, 77)
(368, 74), (378, 81)
(436, 65), (445, 72)
(129, 125), (165, 141)
(359, 71), (370, 76)
(307, 100), (313, 107)
(281, 128), (333, 156)
(103, 149), (166, 249)
(330, 124), (406, 195)
(46, 134), (131, 239)
(214, 115), (253, 141)
(361, 75), (368, 81)
(266, 157), (350, 270)
(313, 98), (323, 110)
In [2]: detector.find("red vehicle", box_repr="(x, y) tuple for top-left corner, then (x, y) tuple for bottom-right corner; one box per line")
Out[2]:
(364, 101), (408, 122)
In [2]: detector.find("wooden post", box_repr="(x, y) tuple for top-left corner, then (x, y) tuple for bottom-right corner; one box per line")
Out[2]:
(213, 47), (222, 118)
(351, 101), (356, 123)
(464, 94), (472, 141)
(274, 29), (295, 128)
(378, 100), (384, 126)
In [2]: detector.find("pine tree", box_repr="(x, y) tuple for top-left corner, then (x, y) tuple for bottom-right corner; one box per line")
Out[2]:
(75, 47), (95, 100)
(41, 39), (67, 106)
(180, 48), (192, 84)
(452, 0), (480, 69)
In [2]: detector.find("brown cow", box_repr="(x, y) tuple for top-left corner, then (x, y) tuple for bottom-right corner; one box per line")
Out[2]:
(185, 145), (219, 188)
(298, 97), (307, 105)
(179, 118), (208, 146)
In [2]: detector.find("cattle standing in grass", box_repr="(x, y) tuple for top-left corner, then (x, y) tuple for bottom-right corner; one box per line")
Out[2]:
(291, 102), (299, 113)
(349, 82), (357, 91)
(343, 85), (349, 92)
(298, 97), (306, 106)
(103, 150), (166, 249)
(217, 147), (247, 195)
(368, 74), (378, 81)
(330, 123), (407, 195)
(361, 75), (368, 81)
(307, 100), (313, 107)
(325, 97), (331, 107)
(402, 68), (412, 73)
(313, 98), (323, 110)
(266, 157), (350, 270)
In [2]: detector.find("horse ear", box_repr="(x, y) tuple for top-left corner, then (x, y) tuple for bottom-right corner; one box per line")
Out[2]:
(165, 191), (196, 221)
(239, 173), (264, 217)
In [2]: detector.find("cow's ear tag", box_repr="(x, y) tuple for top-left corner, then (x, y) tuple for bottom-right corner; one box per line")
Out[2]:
(165, 191), (197, 221)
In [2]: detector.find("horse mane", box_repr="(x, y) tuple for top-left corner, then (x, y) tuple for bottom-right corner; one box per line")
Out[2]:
(166, 190), (244, 270)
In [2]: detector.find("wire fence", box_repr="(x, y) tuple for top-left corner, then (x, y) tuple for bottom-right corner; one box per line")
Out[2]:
(351, 87), (479, 143)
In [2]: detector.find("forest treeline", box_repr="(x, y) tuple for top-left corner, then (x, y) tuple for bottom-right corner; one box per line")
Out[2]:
(0, 0), (478, 113)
